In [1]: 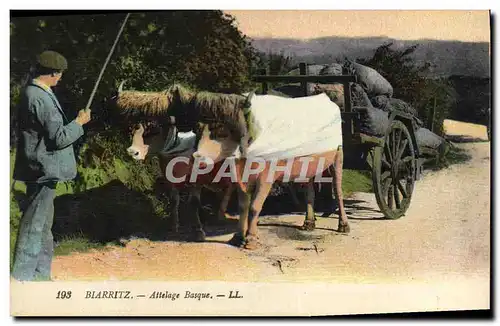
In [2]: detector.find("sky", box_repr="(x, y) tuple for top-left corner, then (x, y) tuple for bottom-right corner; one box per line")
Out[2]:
(225, 10), (491, 43)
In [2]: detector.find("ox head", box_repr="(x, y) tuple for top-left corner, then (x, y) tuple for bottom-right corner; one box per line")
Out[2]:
(126, 119), (178, 161)
(110, 80), (179, 160)
(192, 122), (239, 163)
(127, 123), (153, 160)
(191, 91), (256, 163)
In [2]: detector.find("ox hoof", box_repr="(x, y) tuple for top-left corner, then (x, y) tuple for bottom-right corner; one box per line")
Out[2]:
(228, 233), (245, 247)
(243, 235), (260, 250)
(191, 229), (206, 242)
(337, 223), (350, 234)
(300, 220), (316, 231)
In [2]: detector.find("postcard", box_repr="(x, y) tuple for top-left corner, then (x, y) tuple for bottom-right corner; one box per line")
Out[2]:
(8, 9), (491, 317)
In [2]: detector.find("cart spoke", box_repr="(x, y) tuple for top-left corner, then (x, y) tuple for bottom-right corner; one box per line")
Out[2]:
(401, 156), (414, 164)
(387, 184), (394, 209)
(393, 184), (401, 209)
(382, 158), (391, 169)
(384, 142), (393, 164)
(396, 139), (408, 162)
(397, 180), (408, 198)
(395, 129), (402, 157)
(391, 130), (397, 158)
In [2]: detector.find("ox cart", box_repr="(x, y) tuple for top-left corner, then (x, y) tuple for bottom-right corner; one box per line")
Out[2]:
(252, 63), (426, 220)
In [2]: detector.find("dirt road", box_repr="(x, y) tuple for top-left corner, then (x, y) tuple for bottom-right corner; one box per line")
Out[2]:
(52, 121), (491, 296)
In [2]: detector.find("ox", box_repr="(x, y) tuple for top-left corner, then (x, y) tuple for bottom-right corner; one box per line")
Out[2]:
(125, 121), (234, 242)
(113, 83), (348, 250)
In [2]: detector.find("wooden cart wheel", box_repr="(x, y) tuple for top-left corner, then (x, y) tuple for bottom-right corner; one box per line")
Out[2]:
(372, 120), (416, 219)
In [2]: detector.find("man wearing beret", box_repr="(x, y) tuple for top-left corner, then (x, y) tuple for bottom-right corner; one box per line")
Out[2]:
(12, 50), (91, 281)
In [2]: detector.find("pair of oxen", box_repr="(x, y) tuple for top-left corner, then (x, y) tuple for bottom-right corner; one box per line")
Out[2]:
(112, 82), (349, 250)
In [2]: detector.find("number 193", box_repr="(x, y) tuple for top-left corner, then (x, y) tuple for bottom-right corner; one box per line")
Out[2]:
(56, 291), (72, 299)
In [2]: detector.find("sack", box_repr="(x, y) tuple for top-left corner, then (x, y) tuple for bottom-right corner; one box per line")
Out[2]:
(351, 83), (373, 108)
(351, 84), (389, 137)
(319, 63), (343, 76)
(359, 107), (389, 137)
(415, 127), (444, 150)
(287, 64), (325, 76)
(344, 60), (393, 98)
(311, 83), (345, 109)
(372, 95), (418, 116)
(287, 63), (343, 76)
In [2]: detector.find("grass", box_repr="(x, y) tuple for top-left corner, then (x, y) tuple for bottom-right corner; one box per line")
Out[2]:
(441, 144), (473, 166)
(342, 169), (373, 197)
(54, 235), (111, 256)
(425, 142), (473, 171)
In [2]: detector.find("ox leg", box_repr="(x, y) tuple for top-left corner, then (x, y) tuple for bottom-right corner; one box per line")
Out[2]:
(216, 184), (233, 221)
(168, 187), (180, 233)
(332, 149), (349, 233)
(228, 184), (252, 247)
(187, 187), (206, 242)
(237, 110), (250, 158)
(301, 180), (316, 231)
(245, 182), (273, 250)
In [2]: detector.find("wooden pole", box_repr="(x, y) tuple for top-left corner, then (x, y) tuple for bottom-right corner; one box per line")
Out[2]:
(259, 68), (268, 94)
(299, 62), (307, 96)
(429, 95), (436, 132)
(85, 13), (130, 110)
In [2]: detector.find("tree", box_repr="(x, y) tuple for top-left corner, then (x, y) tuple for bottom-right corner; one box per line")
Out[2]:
(357, 42), (430, 104)
(358, 43), (456, 135)
(10, 11), (257, 139)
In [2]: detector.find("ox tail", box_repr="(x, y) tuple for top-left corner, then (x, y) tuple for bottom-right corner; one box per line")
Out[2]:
(327, 145), (343, 212)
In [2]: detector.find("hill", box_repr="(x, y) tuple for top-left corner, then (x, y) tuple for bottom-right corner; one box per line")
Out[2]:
(250, 36), (490, 78)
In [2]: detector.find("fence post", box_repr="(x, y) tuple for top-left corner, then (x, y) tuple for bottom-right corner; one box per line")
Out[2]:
(258, 68), (268, 94)
(299, 62), (308, 96)
(343, 82), (354, 137)
(428, 96), (436, 132)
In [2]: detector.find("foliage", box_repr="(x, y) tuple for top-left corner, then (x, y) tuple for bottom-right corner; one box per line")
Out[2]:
(254, 50), (294, 75)
(251, 50), (294, 92)
(357, 42), (457, 135)
(414, 78), (457, 135)
(448, 75), (491, 125)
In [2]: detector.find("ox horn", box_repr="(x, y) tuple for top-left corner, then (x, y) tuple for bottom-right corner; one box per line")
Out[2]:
(118, 80), (126, 93)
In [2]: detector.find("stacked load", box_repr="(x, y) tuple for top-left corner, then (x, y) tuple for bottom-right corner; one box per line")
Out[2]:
(271, 60), (446, 156)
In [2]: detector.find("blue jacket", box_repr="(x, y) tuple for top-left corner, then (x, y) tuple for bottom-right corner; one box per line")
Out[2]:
(13, 81), (84, 183)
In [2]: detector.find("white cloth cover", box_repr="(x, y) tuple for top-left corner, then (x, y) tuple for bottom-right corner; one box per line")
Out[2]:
(237, 93), (343, 160)
(162, 93), (343, 160)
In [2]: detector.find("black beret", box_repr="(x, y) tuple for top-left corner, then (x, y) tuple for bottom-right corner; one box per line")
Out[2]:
(36, 50), (68, 71)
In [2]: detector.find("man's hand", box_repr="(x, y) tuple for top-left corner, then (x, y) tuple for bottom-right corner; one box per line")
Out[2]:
(76, 109), (91, 126)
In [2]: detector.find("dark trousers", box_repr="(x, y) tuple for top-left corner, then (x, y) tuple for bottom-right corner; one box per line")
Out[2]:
(11, 182), (57, 281)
